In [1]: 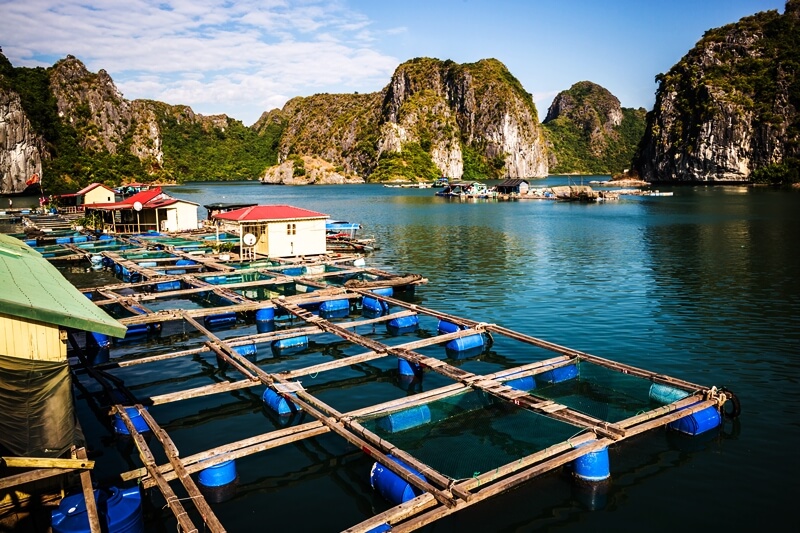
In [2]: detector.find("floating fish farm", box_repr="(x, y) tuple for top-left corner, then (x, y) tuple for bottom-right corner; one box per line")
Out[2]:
(3, 225), (741, 532)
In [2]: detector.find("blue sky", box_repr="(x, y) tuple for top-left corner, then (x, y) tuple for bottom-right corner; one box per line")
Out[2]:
(0, 0), (787, 126)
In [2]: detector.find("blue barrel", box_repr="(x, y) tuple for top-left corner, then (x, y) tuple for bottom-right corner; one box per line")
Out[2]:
(370, 455), (426, 505)
(99, 234), (113, 240)
(175, 259), (196, 266)
(88, 332), (110, 364)
(319, 299), (350, 319)
(668, 405), (722, 436)
(165, 269), (186, 275)
(137, 261), (157, 267)
(113, 407), (150, 435)
(56, 236), (72, 244)
(52, 486), (143, 533)
(537, 364), (579, 385)
(121, 324), (149, 341)
(377, 405), (431, 433)
(649, 383), (690, 404)
(573, 446), (610, 482)
(233, 343), (257, 358)
(198, 460), (237, 487)
(154, 280), (181, 292)
(204, 312), (237, 329)
(386, 314), (419, 335)
(255, 307), (275, 333)
(362, 296), (388, 317)
(24, 239), (37, 246)
(271, 335), (308, 355)
(372, 287), (394, 298)
(283, 267), (304, 276)
(72, 235), (88, 243)
(445, 333), (484, 354)
(398, 358), (423, 378)
(437, 320), (464, 335)
(505, 375), (536, 392)
(262, 388), (302, 415)
(365, 524), (391, 533)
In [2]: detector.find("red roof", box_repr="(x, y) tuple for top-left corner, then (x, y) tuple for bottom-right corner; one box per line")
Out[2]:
(212, 205), (328, 222)
(87, 188), (167, 210)
(76, 182), (115, 195)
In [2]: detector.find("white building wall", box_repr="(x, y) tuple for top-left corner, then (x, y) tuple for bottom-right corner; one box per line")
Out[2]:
(266, 218), (327, 257)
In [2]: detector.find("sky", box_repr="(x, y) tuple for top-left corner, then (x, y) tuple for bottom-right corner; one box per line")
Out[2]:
(0, 0), (788, 126)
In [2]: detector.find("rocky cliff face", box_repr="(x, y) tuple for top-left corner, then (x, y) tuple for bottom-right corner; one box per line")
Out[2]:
(257, 57), (548, 181)
(378, 57), (548, 179)
(50, 56), (163, 167)
(633, 1), (800, 182)
(542, 81), (646, 174)
(0, 84), (45, 194)
(261, 155), (364, 185)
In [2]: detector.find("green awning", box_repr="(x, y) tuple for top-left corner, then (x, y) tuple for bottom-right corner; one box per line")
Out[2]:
(0, 234), (127, 338)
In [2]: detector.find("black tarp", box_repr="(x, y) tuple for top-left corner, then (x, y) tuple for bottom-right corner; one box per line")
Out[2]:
(0, 354), (80, 457)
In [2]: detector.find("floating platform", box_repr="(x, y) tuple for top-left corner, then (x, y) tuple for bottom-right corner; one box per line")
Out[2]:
(1, 231), (739, 532)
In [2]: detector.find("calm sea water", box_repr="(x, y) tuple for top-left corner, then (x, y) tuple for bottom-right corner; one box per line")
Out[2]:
(59, 178), (799, 532)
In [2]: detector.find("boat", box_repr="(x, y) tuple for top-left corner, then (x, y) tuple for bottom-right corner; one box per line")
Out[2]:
(435, 181), (495, 198)
(433, 177), (449, 188)
(325, 220), (378, 252)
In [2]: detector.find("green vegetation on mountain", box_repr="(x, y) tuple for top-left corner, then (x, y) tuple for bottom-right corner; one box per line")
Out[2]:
(157, 107), (278, 183)
(370, 142), (440, 182)
(634, 1), (800, 183)
(542, 81), (646, 175)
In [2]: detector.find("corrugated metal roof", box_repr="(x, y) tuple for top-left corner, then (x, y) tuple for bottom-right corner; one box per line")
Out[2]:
(497, 179), (529, 187)
(0, 234), (127, 338)
(212, 205), (328, 222)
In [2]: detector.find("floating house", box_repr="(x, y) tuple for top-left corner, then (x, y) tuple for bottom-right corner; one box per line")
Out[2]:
(0, 234), (126, 457)
(496, 179), (530, 195)
(85, 187), (200, 233)
(212, 204), (328, 258)
(52, 182), (117, 212)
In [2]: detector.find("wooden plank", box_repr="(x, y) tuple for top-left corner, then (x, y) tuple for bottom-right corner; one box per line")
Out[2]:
(2, 457), (94, 470)
(74, 447), (102, 533)
(115, 406), (199, 533)
(136, 407), (227, 533)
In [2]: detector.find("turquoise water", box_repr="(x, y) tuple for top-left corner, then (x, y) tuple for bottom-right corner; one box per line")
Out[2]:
(63, 178), (798, 532)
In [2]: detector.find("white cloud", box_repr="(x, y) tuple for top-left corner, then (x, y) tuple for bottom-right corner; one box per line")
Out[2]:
(2, 0), (400, 124)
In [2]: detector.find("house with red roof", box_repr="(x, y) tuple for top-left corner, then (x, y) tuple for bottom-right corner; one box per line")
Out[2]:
(84, 187), (199, 233)
(212, 205), (328, 258)
(52, 182), (117, 212)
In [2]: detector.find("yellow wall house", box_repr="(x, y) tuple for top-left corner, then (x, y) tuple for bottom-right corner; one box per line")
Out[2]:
(212, 205), (328, 258)
(77, 182), (117, 205)
(0, 234), (126, 458)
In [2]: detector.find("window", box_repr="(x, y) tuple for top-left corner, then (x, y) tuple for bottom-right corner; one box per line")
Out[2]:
(286, 223), (296, 235)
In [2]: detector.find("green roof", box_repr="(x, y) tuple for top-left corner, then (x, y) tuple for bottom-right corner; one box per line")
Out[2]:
(0, 234), (127, 338)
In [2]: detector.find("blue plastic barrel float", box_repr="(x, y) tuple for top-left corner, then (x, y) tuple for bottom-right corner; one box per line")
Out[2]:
(262, 388), (302, 416)
(668, 404), (722, 436)
(505, 375), (536, 392)
(370, 455), (426, 505)
(386, 314), (419, 335)
(137, 261), (157, 268)
(255, 307), (275, 333)
(377, 405), (431, 433)
(204, 312), (237, 330)
(197, 459), (238, 503)
(56, 236), (72, 244)
(271, 335), (308, 356)
(51, 485), (143, 533)
(536, 364), (579, 385)
(361, 296), (388, 318)
(153, 280), (181, 292)
(112, 407), (150, 435)
(573, 445), (610, 483)
(72, 235), (89, 243)
(86, 332), (111, 365)
(319, 298), (350, 319)
(397, 358), (423, 378)
(175, 259), (196, 266)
